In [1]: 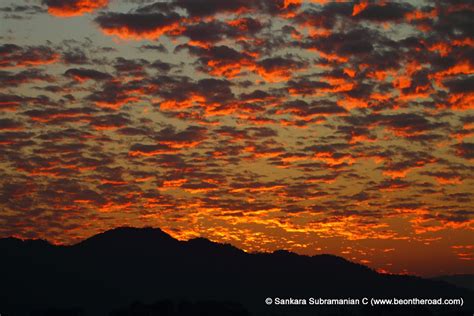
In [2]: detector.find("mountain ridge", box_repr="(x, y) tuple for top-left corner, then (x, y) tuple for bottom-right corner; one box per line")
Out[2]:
(0, 226), (375, 264)
(1, 226), (472, 316)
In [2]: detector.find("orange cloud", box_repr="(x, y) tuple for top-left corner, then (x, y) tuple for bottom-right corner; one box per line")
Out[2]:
(129, 144), (178, 157)
(312, 152), (355, 166)
(99, 201), (132, 213)
(405, 8), (437, 21)
(160, 94), (207, 111)
(254, 66), (294, 82)
(159, 179), (188, 191)
(95, 97), (140, 110)
(308, 48), (349, 63)
(0, 46), (59, 69)
(382, 169), (411, 179)
(95, 12), (182, 40)
(46, 0), (109, 17)
(207, 59), (251, 78)
(435, 176), (463, 185)
(337, 96), (368, 110)
(428, 42), (451, 57)
(101, 23), (182, 40)
(447, 92), (474, 110)
(29, 112), (91, 123)
(431, 60), (473, 84)
(352, 1), (368, 17)
(283, 0), (301, 9)
(343, 68), (356, 78)
(451, 245), (473, 261)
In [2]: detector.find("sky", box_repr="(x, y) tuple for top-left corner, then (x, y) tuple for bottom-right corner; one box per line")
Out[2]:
(0, 0), (473, 277)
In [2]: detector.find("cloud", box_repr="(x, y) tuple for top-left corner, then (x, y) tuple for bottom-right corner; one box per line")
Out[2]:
(0, 44), (58, 68)
(0, 118), (23, 131)
(454, 142), (474, 160)
(173, 0), (252, 17)
(65, 68), (112, 82)
(0, 69), (54, 88)
(353, 2), (413, 23)
(86, 81), (144, 109)
(23, 107), (95, 124)
(255, 56), (307, 82)
(95, 11), (181, 40)
(43, 0), (108, 17)
(155, 125), (208, 148)
(0, 4), (45, 19)
(129, 144), (178, 157)
(179, 44), (254, 78)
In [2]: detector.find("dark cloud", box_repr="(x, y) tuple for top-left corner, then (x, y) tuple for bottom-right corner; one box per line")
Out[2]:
(354, 2), (413, 22)
(62, 50), (90, 65)
(0, 118), (23, 131)
(173, 0), (251, 17)
(154, 125), (207, 148)
(65, 68), (112, 82)
(443, 75), (474, 93)
(43, 0), (109, 17)
(0, 44), (58, 68)
(454, 142), (474, 160)
(0, 69), (54, 88)
(94, 11), (181, 40)
(0, 4), (45, 19)
(138, 44), (168, 53)
(282, 99), (346, 117)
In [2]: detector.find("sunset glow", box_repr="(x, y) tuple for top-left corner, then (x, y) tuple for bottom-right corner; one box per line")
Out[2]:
(0, 0), (473, 277)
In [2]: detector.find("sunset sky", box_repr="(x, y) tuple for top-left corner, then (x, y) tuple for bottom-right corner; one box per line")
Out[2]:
(0, 0), (473, 277)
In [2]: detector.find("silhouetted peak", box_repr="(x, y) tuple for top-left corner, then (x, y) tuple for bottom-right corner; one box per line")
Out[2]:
(0, 236), (51, 249)
(23, 238), (52, 247)
(186, 237), (231, 247)
(268, 250), (349, 264)
(186, 237), (215, 246)
(104, 226), (173, 238)
(271, 249), (298, 256)
(313, 253), (352, 262)
(76, 226), (179, 250)
(185, 237), (244, 256)
(0, 236), (23, 246)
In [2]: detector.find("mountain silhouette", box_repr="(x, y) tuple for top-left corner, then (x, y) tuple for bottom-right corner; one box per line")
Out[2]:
(1, 227), (472, 316)
(431, 275), (474, 291)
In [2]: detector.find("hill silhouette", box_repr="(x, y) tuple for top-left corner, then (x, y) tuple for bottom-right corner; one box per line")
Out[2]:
(432, 275), (474, 291)
(1, 227), (472, 316)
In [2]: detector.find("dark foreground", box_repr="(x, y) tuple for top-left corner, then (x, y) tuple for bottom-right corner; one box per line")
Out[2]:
(1, 227), (472, 316)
